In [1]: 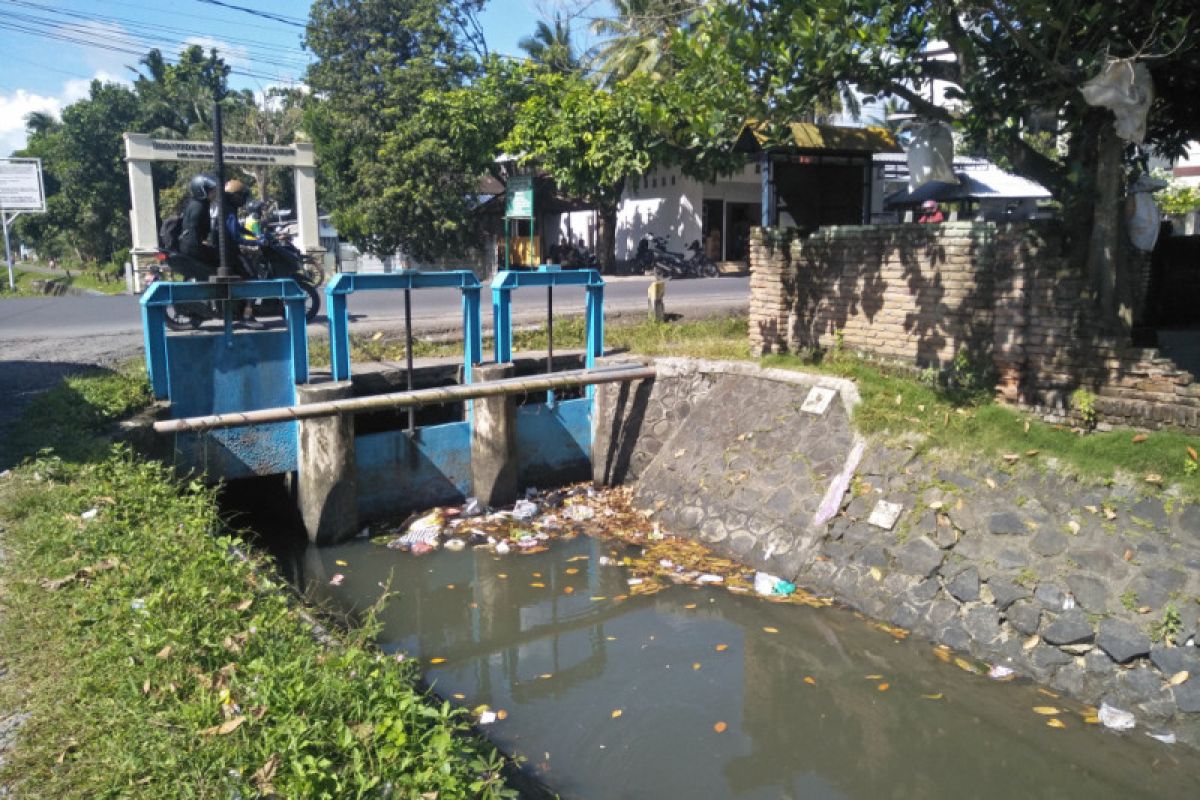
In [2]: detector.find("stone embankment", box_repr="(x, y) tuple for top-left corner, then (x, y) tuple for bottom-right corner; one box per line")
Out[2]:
(594, 357), (1200, 746)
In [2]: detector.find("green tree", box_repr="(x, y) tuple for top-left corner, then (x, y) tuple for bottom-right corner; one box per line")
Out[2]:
(670, 0), (1200, 327)
(16, 81), (140, 265)
(503, 71), (667, 271)
(304, 0), (488, 259)
(588, 0), (698, 85)
(226, 87), (306, 206)
(518, 14), (580, 75)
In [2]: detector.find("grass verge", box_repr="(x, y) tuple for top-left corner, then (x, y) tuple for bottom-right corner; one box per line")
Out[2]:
(5, 267), (127, 296)
(0, 372), (513, 797)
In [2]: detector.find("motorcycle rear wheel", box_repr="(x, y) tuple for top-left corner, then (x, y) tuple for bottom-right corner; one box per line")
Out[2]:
(164, 303), (207, 331)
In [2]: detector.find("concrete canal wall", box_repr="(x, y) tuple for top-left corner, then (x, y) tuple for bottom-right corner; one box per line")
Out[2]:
(593, 357), (1200, 744)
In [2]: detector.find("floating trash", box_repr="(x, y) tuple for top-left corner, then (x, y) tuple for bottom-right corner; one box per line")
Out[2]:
(1098, 702), (1136, 731)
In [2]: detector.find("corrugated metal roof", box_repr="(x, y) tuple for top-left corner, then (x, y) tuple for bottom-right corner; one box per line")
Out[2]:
(884, 167), (1052, 207)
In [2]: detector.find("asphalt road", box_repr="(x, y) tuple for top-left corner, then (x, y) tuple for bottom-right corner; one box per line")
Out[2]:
(0, 274), (748, 341)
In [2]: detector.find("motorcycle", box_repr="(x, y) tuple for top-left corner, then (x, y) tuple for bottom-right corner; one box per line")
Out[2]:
(243, 232), (321, 323)
(637, 235), (719, 280)
(262, 222), (326, 287)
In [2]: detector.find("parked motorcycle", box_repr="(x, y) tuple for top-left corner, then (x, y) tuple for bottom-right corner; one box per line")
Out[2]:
(637, 235), (719, 279)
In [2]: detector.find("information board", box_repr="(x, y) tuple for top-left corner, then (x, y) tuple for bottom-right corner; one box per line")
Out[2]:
(0, 159), (45, 211)
(505, 175), (533, 218)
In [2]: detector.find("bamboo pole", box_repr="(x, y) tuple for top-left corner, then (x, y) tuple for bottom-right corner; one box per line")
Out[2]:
(154, 365), (656, 434)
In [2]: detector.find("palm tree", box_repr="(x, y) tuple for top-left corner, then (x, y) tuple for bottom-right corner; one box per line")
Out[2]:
(518, 15), (579, 75)
(589, 0), (698, 85)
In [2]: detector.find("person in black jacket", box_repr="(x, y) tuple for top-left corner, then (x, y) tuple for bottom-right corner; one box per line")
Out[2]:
(177, 173), (219, 279)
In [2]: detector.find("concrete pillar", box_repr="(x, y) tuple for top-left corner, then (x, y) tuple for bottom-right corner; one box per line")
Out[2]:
(471, 362), (517, 507)
(647, 280), (666, 321)
(295, 380), (357, 545)
(294, 145), (320, 255)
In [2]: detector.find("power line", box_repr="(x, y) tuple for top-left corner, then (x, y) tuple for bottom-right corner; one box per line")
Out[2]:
(192, 0), (306, 28)
(0, 1), (311, 70)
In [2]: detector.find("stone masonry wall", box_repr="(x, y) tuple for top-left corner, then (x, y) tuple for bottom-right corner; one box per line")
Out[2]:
(749, 222), (1200, 433)
(593, 358), (1200, 746)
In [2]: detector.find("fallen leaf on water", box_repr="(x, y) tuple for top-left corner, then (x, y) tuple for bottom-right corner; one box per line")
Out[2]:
(446, 584), (455, 590)
(530, 582), (546, 588)
(496, 710), (508, 720)
(453, 693), (465, 700)
(1083, 714), (1100, 724)
(693, 663), (701, 670)
(611, 709), (623, 719)
(933, 648), (951, 664)
(921, 693), (944, 700)
(1084, 505), (1099, 514)
(869, 566), (883, 582)
(804, 676), (816, 685)
(877, 683), (890, 692)
(1132, 434), (1148, 444)
(565, 568), (579, 575)
(1033, 706), (1061, 715)
(497, 573), (508, 579)
(1037, 688), (1060, 699)
(538, 673), (553, 679)
(533, 572), (542, 578)
(1103, 506), (1118, 521)
(563, 586), (575, 594)
(335, 559), (348, 566)
(202, 716), (245, 736)
(591, 596), (607, 601)
(954, 658), (979, 674)
(1168, 671), (1190, 686)
(567, 555), (589, 562)
(864, 674), (883, 680)
(762, 626), (779, 634)
(605, 636), (617, 641)
(713, 721), (727, 733)
(684, 603), (697, 609)
(1046, 718), (1066, 729)
(429, 657), (446, 665)
(715, 644), (729, 652)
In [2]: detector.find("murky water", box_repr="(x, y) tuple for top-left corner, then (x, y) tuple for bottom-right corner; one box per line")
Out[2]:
(288, 534), (1200, 799)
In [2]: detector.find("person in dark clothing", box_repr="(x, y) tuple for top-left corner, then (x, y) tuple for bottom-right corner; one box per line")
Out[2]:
(215, 179), (267, 328)
(177, 173), (219, 279)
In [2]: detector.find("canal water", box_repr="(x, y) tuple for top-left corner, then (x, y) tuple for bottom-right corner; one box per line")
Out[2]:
(285, 532), (1200, 799)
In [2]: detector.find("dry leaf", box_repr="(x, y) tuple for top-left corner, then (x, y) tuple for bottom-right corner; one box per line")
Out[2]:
(1168, 671), (1190, 687)
(1033, 706), (1061, 715)
(233, 598), (252, 612)
(684, 603), (697, 609)
(921, 693), (944, 700)
(202, 716), (245, 736)
(933, 648), (951, 664)
(713, 721), (727, 733)
(1046, 718), (1066, 729)
(803, 676), (816, 685)
(335, 559), (348, 566)
(1132, 434), (1148, 443)
(1189, 446), (1199, 462)
(762, 626), (779, 634)
(894, 394), (903, 406)
(496, 710), (508, 720)
(877, 683), (890, 692)
(985, 477), (997, 489)
(1024, 420), (1031, 433)
(565, 568), (579, 575)
(497, 573), (507, 579)
(1123, 549), (1134, 562)
(1084, 505), (1099, 514)
(453, 693), (465, 700)
(953, 658), (978, 674)
(538, 673), (553, 679)
(529, 582), (546, 588)
(715, 644), (729, 652)
(1025, 449), (1039, 457)
(693, 663), (702, 670)
(869, 566), (883, 582)
(611, 709), (623, 719)
(567, 555), (589, 562)
(1138, 606), (1152, 615)
(1145, 473), (1163, 486)
(1067, 520), (1081, 535)
(1083, 714), (1100, 724)
(1003, 453), (1019, 463)
(1023, 635), (1040, 651)
(429, 657), (446, 665)
(252, 754), (280, 795)
(1103, 506), (1117, 521)
(1037, 688), (1060, 699)
(156, 645), (173, 661)
(562, 586), (575, 594)
(142, 678), (151, 695)
(864, 674), (883, 680)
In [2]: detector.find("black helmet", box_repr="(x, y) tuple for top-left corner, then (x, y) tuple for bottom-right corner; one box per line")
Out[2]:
(188, 173), (218, 201)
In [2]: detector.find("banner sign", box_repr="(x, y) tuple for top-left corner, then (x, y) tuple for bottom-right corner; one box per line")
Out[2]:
(0, 158), (45, 211)
(123, 134), (314, 167)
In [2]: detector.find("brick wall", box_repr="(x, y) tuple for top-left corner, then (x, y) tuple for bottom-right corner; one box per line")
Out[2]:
(749, 222), (1200, 432)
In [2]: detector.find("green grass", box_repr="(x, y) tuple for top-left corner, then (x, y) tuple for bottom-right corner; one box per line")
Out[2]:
(5, 267), (127, 296)
(0, 369), (513, 798)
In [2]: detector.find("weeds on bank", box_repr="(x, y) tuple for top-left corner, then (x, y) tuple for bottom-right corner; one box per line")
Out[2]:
(4, 268), (127, 296)
(0, 371), (513, 798)
(309, 315), (751, 367)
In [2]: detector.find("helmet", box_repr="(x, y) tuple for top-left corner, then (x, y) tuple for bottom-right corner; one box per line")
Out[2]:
(188, 173), (218, 201)
(224, 179), (250, 208)
(921, 199), (938, 211)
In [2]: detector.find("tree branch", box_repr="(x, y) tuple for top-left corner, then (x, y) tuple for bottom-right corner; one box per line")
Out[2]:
(982, 0), (1077, 85)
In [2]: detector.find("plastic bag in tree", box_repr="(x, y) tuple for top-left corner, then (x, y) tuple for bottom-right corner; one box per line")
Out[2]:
(906, 123), (958, 192)
(1125, 173), (1168, 252)
(1079, 59), (1154, 144)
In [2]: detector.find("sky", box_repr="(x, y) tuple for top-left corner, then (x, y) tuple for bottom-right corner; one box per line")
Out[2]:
(0, 0), (609, 157)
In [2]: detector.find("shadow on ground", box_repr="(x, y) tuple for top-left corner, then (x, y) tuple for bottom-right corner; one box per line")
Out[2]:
(0, 361), (120, 470)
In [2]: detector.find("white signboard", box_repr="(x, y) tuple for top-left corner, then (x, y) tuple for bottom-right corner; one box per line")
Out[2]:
(0, 159), (45, 211)
(124, 134), (314, 167)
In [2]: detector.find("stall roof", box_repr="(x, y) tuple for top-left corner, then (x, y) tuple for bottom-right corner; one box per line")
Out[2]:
(736, 122), (902, 154)
(884, 166), (1052, 208)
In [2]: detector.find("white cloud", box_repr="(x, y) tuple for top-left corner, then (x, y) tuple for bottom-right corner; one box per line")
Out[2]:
(0, 90), (61, 157)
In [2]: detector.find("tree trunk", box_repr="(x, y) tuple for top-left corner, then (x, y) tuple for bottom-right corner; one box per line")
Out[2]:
(1085, 123), (1125, 329)
(597, 203), (618, 274)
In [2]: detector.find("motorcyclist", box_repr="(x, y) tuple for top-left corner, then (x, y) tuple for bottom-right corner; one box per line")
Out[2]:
(177, 173), (219, 279)
(244, 199), (264, 238)
(213, 179), (266, 328)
